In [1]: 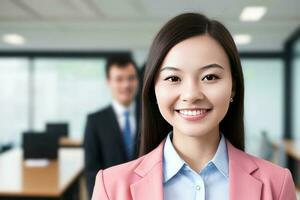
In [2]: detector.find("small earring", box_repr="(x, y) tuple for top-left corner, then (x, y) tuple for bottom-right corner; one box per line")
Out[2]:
(230, 97), (234, 102)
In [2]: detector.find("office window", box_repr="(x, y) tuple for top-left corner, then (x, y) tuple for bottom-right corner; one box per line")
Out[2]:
(293, 38), (300, 139)
(33, 58), (110, 140)
(242, 59), (284, 156)
(0, 58), (29, 146)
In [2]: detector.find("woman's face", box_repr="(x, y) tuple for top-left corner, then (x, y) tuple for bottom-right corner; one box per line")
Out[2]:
(154, 34), (234, 138)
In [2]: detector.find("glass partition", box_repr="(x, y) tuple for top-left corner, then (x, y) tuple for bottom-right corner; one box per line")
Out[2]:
(33, 58), (109, 140)
(293, 38), (300, 139)
(241, 59), (284, 156)
(0, 58), (29, 146)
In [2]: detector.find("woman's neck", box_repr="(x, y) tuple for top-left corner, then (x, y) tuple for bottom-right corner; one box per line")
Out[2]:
(172, 128), (221, 172)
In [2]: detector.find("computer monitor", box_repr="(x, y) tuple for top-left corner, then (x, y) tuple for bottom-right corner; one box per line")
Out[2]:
(46, 123), (69, 138)
(23, 132), (58, 160)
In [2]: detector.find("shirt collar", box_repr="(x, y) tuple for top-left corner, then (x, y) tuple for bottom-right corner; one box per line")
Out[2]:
(112, 100), (135, 118)
(211, 134), (229, 178)
(163, 132), (229, 183)
(163, 132), (185, 183)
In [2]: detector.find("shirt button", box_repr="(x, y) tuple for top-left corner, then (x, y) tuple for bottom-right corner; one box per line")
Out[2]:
(196, 185), (201, 190)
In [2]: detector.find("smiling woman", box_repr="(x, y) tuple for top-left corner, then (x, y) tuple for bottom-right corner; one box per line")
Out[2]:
(155, 35), (233, 148)
(91, 13), (297, 200)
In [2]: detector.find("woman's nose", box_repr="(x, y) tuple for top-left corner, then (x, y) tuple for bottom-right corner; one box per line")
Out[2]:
(180, 79), (205, 102)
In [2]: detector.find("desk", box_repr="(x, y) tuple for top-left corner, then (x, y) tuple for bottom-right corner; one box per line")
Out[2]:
(272, 140), (300, 160)
(0, 148), (84, 199)
(281, 140), (300, 160)
(272, 140), (300, 191)
(59, 137), (82, 148)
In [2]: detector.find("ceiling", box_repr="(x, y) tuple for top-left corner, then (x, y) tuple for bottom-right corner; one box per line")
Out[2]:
(0, 0), (299, 55)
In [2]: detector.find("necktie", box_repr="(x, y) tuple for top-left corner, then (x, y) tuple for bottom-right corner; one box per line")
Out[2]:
(123, 110), (133, 159)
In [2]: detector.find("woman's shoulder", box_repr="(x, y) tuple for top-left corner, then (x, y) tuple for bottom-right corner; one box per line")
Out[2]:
(236, 147), (294, 190)
(228, 142), (293, 186)
(92, 143), (164, 199)
(96, 142), (164, 188)
(244, 150), (289, 175)
(227, 144), (296, 200)
(228, 141), (289, 175)
(92, 156), (147, 199)
(99, 155), (146, 182)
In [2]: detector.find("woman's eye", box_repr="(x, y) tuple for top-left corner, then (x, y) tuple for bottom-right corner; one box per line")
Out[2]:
(202, 74), (219, 81)
(165, 76), (180, 82)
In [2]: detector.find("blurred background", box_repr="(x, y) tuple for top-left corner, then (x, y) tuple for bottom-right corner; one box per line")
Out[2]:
(0, 0), (299, 199)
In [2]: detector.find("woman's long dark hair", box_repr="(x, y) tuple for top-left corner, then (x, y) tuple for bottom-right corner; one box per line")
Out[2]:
(139, 13), (245, 156)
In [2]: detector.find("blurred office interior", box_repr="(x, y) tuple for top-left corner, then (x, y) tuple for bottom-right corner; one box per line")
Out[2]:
(0, 0), (299, 199)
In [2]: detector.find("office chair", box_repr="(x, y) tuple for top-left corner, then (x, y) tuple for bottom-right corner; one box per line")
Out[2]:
(46, 122), (69, 138)
(22, 131), (59, 160)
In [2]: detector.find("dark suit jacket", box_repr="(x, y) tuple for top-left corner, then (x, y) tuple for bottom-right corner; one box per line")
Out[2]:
(84, 103), (141, 197)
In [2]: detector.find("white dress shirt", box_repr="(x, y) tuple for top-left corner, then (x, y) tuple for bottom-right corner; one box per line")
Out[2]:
(112, 100), (136, 138)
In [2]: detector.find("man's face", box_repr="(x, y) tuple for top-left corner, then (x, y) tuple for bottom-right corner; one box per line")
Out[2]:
(107, 63), (138, 106)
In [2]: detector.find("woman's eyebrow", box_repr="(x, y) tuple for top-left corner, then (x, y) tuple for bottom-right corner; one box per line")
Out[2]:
(160, 63), (224, 73)
(199, 63), (224, 71)
(159, 66), (181, 73)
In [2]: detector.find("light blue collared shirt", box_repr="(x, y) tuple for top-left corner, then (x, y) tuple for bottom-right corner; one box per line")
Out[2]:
(163, 133), (229, 200)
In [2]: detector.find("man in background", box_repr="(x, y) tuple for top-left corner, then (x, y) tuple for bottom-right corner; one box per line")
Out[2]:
(84, 55), (140, 197)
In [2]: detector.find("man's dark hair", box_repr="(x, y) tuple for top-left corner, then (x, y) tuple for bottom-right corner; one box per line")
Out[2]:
(105, 55), (138, 79)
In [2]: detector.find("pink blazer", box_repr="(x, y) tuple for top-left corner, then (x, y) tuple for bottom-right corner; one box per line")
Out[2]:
(92, 140), (297, 200)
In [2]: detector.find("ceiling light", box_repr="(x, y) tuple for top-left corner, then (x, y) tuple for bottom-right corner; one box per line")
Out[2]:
(3, 34), (26, 45)
(234, 34), (252, 45)
(240, 6), (267, 21)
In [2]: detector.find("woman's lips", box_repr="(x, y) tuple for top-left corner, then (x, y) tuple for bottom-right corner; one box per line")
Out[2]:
(176, 108), (211, 121)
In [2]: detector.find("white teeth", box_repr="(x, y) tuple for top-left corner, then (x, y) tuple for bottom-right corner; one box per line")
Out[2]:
(179, 109), (207, 116)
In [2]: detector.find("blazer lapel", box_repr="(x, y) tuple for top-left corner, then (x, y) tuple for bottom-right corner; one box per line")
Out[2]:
(227, 141), (262, 200)
(129, 139), (263, 200)
(130, 141), (165, 200)
(106, 106), (127, 156)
